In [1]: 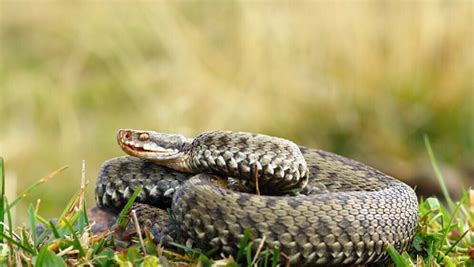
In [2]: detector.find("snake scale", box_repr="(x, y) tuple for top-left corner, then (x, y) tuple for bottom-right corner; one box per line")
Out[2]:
(95, 129), (418, 266)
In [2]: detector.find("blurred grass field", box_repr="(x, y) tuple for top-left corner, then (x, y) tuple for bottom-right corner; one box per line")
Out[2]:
(0, 1), (472, 222)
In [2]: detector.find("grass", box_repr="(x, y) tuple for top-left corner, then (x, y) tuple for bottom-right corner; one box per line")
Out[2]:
(0, 139), (472, 266)
(0, 157), (281, 266)
(386, 139), (473, 267)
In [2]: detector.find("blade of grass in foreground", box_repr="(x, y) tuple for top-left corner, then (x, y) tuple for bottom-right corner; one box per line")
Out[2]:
(387, 246), (412, 267)
(271, 248), (280, 267)
(236, 228), (252, 262)
(424, 135), (455, 210)
(117, 186), (142, 227)
(0, 231), (35, 254)
(8, 165), (68, 209)
(4, 197), (13, 239)
(437, 192), (467, 255)
(1, 157), (4, 242)
(36, 243), (67, 266)
(28, 205), (38, 248)
(62, 218), (86, 257)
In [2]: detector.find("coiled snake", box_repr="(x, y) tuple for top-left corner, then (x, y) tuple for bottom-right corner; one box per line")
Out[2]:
(95, 130), (418, 265)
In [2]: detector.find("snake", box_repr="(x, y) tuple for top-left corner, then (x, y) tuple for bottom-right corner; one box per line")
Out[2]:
(95, 129), (418, 266)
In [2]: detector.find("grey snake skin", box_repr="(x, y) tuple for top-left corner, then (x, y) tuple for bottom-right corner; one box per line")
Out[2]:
(95, 130), (418, 265)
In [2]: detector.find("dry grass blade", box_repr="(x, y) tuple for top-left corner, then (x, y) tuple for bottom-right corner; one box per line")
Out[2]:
(252, 163), (260, 196)
(79, 160), (86, 211)
(251, 235), (266, 266)
(131, 209), (147, 256)
(8, 166), (69, 209)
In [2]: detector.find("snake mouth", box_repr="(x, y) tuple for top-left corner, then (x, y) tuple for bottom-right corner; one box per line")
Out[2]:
(121, 141), (179, 155)
(119, 141), (187, 168)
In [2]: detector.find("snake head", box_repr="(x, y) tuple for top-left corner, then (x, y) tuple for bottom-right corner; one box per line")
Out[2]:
(117, 129), (189, 162)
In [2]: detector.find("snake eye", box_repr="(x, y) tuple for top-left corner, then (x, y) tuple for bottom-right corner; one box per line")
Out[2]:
(139, 133), (149, 141)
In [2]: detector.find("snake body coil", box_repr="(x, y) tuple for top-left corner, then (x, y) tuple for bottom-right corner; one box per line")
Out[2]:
(96, 130), (418, 265)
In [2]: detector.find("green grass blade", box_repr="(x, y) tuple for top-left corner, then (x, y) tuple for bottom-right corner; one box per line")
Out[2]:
(439, 250), (457, 267)
(35, 242), (47, 266)
(445, 229), (470, 256)
(387, 246), (411, 267)
(21, 227), (37, 255)
(0, 157), (4, 243)
(76, 209), (87, 233)
(36, 244), (67, 267)
(28, 205), (38, 248)
(262, 248), (269, 267)
(49, 220), (60, 239)
(0, 231), (35, 254)
(117, 186), (142, 227)
(236, 228), (252, 262)
(245, 242), (252, 265)
(437, 192), (467, 252)
(424, 135), (455, 210)
(35, 213), (52, 229)
(62, 218), (86, 257)
(4, 197), (13, 238)
(197, 254), (213, 267)
(203, 247), (219, 257)
(169, 242), (203, 256)
(426, 239), (435, 264)
(94, 248), (115, 266)
(42, 248), (68, 267)
(81, 199), (90, 228)
(91, 238), (106, 255)
(271, 247), (280, 267)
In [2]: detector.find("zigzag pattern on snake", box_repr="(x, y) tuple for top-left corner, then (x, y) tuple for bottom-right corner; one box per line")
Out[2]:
(95, 130), (418, 266)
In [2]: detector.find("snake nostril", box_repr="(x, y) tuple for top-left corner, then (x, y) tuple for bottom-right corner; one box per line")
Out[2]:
(125, 132), (131, 139)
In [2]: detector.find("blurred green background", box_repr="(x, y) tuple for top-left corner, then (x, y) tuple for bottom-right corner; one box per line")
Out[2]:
(1, 1), (472, 223)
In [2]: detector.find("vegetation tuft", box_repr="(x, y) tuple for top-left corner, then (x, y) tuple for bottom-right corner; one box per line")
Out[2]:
(0, 140), (472, 266)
